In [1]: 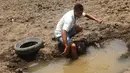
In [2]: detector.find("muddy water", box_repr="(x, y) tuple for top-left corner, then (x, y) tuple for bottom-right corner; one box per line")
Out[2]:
(27, 39), (130, 73)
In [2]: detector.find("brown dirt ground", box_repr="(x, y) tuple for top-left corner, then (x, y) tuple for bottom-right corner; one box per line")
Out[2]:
(0, 0), (130, 73)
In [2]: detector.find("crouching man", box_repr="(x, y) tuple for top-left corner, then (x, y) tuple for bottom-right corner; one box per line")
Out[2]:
(54, 3), (102, 60)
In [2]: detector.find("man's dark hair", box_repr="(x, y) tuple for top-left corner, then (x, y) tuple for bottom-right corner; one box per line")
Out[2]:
(74, 3), (83, 11)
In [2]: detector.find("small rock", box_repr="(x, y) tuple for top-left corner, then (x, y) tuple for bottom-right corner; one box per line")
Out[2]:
(15, 68), (23, 73)
(11, 18), (15, 22)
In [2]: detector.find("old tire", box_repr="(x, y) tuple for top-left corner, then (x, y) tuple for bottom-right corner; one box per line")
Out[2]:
(15, 37), (44, 56)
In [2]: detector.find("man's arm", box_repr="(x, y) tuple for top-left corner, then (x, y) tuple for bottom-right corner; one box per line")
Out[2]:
(62, 30), (69, 56)
(84, 13), (103, 23)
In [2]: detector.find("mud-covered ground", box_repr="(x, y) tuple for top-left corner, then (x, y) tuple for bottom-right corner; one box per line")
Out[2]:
(0, 0), (130, 73)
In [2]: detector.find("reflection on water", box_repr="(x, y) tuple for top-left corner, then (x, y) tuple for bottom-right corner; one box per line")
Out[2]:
(27, 39), (130, 73)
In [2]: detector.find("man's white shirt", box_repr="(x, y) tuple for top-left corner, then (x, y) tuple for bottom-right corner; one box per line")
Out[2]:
(54, 10), (85, 38)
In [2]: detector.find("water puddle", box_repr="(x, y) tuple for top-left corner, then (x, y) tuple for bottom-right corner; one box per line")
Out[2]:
(26, 39), (130, 73)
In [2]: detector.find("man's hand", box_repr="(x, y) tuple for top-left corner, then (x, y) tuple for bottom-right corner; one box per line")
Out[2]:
(61, 30), (70, 56)
(85, 14), (103, 23)
(61, 45), (69, 56)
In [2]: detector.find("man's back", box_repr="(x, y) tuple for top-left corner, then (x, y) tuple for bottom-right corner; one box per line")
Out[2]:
(54, 10), (76, 38)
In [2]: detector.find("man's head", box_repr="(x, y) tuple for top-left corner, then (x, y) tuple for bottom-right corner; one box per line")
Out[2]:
(74, 3), (84, 18)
